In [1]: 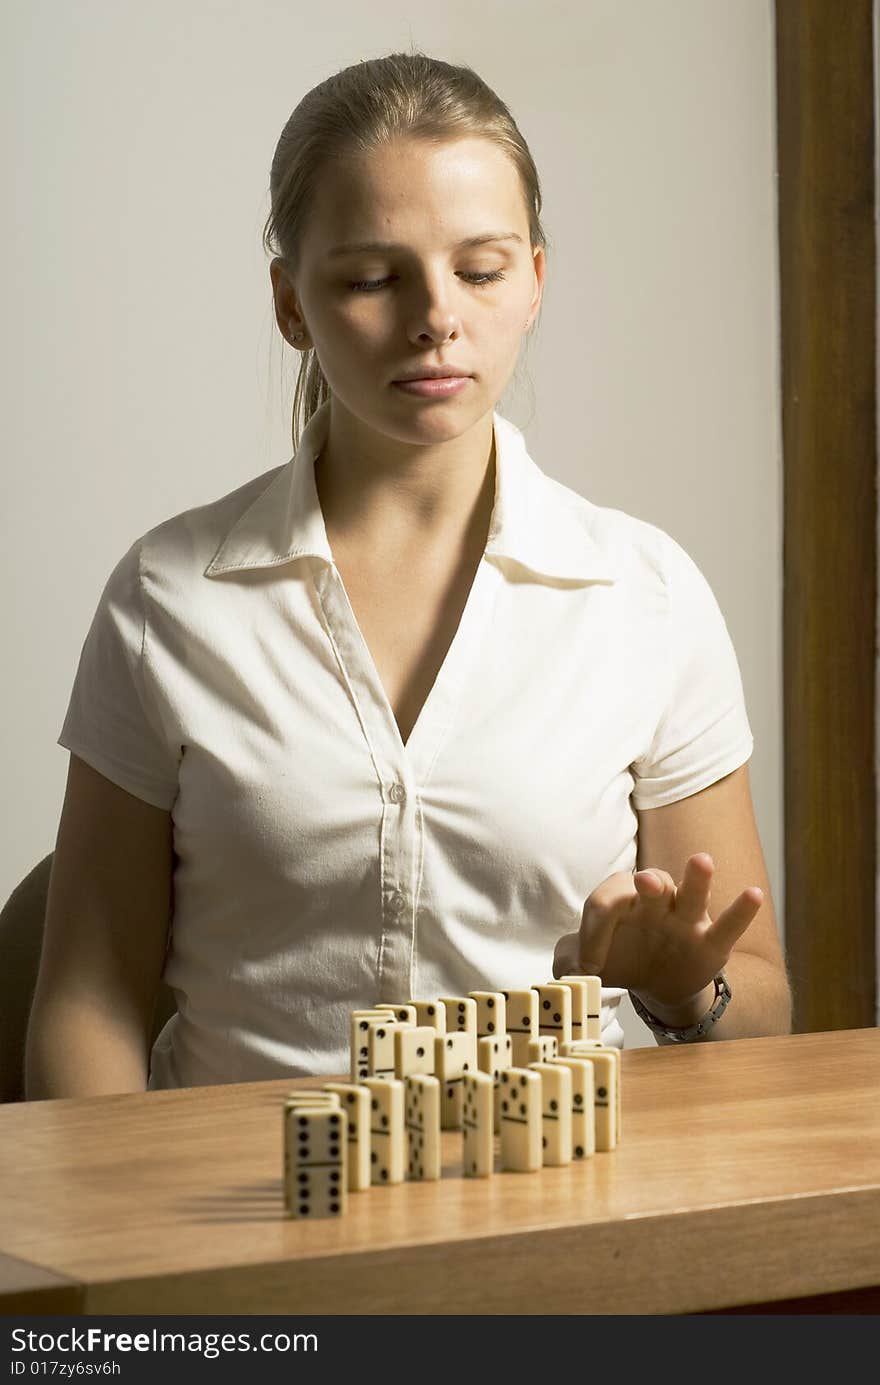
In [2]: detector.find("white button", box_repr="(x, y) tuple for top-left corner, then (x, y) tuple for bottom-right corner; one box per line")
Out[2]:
(389, 782), (406, 804)
(388, 891), (406, 914)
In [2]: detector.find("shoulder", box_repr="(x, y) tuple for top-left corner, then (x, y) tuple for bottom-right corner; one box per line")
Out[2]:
(543, 478), (739, 654)
(531, 462), (687, 603)
(133, 462), (289, 591)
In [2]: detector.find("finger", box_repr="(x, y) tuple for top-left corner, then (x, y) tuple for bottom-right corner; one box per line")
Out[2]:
(632, 866), (677, 905)
(552, 932), (581, 979)
(708, 885), (765, 955)
(671, 853), (714, 925)
(578, 897), (626, 975)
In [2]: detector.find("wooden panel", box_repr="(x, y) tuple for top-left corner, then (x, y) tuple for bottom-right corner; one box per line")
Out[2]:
(0, 1031), (878, 1314)
(81, 1189), (880, 1315)
(775, 0), (877, 1029)
(0, 1251), (83, 1314)
(702, 1284), (880, 1314)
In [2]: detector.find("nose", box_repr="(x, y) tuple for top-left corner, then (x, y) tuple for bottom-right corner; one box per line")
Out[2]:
(405, 276), (460, 345)
(407, 306), (459, 346)
(414, 317), (458, 345)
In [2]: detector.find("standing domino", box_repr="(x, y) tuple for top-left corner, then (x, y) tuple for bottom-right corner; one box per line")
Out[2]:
(527, 1036), (558, 1063)
(393, 1025), (436, 1079)
(462, 1070), (495, 1177)
(557, 1048), (619, 1149)
(350, 1010), (397, 1081)
(548, 1057), (596, 1159)
(362, 1077), (405, 1185)
(404, 1073), (442, 1180)
(413, 1000), (447, 1034)
(498, 1067), (542, 1172)
(435, 1031), (477, 1129)
(285, 1091), (341, 1109)
(528, 1061), (572, 1166)
(478, 1033), (513, 1133)
(500, 988), (540, 1066)
(556, 975), (602, 1042)
(438, 996), (478, 1037)
(468, 990), (507, 1038)
(283, 1093), (341, 1200)
(565, 1041), (620, 1135)
(283, 1102), (347, 1218)
(364, 1017), (400, 1081)
(323, 1083), (371, 1191)
(375, 1003), (418, 1025)
(532, 983), (573, 1046)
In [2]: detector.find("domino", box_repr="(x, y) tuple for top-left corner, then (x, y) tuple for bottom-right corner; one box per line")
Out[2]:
(468, 990), (508, 1038)
(548, 1057), (596, 1159)
(323, 1082), (371, 1191)
(500, 988), (540, 1066)
(283, 1092), (343, 1199)
(404, 1073), (442, 1180)
(350, 1010), (398, 1081)
(528, 1061), (572, 1166)
(477, 1033), (513, 1076)
(462, 1069), (495, 1177)
(283, 1102), (347, 1218)
(413, 1000), (447, 1034)
(558, 974), (603, 1040)
(478, 1033), (513, 1134)
(573, 1052), (615, 1152)
(435, 1031), (477, 1129)
(362, 1077), (405, 1185)
(375, 1003), (418, 1025)
(438, 995), (478, 1036)
(365, 1017), (400, 1082)
(557, 1041), (620, 1152)
(284, 1091), (341, 1108)
(561, 1040), (622, 1138)
(498, 1067), (542, 1172)
(532, 983), (573, 1046)
(527, 1036), (558, 1063)
(393, 1025), (437, 1079)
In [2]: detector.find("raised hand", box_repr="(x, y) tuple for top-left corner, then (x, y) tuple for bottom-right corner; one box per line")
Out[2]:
(552, 853), (763, 1013)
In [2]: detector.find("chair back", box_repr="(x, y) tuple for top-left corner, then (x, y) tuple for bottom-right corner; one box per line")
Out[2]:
(0, 852), (176, 1102)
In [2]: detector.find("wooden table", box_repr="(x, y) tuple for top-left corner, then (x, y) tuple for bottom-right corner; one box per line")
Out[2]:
(1, 1029), (879, 1315)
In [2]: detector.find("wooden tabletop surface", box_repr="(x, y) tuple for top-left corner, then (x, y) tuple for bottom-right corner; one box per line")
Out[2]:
(1, 1028), (879, 1315)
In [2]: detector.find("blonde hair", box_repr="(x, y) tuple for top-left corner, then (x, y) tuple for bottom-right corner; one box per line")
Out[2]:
(261, 49), (549, 454)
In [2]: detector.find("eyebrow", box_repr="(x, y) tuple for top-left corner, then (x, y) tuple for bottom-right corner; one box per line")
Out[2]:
(325, 232), (524, 259)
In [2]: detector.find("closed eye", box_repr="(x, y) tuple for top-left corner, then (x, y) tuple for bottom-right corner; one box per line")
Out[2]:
(348, 270), (507, 293)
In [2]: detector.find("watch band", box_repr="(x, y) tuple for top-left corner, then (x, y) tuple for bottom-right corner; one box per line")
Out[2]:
(629, 970), (731, 1043)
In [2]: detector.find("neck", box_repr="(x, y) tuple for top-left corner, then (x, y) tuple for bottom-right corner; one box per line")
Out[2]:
(313, 400), (497, 554)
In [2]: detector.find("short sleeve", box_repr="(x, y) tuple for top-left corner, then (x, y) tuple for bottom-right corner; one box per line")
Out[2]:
(57, 539), (181, 810)
(629, 532), (754, 810)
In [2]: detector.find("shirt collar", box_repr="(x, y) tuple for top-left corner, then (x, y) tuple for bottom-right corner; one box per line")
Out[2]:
(205, 398), (618, 583)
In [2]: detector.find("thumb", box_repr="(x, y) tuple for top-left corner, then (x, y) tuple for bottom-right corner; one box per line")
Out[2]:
(552, 931), (581, 979)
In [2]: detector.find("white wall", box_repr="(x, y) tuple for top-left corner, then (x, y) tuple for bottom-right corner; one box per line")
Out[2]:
(1, 0), (782, 1048)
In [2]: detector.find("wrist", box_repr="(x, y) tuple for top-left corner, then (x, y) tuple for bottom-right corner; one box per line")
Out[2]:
(631, 979), (717, 1030)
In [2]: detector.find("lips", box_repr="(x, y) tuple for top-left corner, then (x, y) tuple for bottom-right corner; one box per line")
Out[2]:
(392, 376), (471, 397)
(392, 369), (470, 381)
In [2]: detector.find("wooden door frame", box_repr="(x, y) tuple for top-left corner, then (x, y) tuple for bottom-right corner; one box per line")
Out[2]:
(776, 0), (877, 1030)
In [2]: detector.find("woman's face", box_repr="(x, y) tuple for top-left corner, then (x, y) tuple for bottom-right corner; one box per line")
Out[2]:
(271, 136), (545, 445)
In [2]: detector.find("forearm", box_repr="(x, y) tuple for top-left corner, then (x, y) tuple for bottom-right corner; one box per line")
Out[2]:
(25, 994), (150, 1099)
(633, 951), (793, 1044)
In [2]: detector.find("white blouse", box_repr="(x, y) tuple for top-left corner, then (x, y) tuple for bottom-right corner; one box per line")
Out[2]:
(58, 400), (754, 1088)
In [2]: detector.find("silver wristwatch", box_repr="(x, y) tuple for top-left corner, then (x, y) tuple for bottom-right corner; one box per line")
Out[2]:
(629, 970), (731, 1043)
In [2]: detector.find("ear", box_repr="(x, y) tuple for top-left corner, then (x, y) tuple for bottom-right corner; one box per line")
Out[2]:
(269, 257), (302, 343)
(529, 245), (545, 320)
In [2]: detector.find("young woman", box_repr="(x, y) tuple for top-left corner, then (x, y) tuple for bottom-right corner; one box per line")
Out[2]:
(26, 51), (791, 1098)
